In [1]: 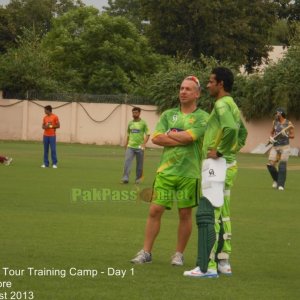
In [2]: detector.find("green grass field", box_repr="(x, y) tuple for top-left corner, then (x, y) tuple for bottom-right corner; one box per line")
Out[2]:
(1, 141), (299, 300)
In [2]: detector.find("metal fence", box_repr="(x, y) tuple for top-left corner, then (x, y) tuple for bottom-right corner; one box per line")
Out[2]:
(3, 91), (154, 105)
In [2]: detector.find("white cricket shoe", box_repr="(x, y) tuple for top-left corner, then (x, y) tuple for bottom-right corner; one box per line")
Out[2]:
(278, 186), (284, 191)
(183, 266), (218, 278)
(171, 252), (184, 266)
(135, 178), (142, 184)
(53, 165), (58, 169)
(218, 259), (232, 275)
(130, 249), (152, 264)
(4, 157), (13, 166)
(41, 164), (47, 168)
(272, 181), (278, 188)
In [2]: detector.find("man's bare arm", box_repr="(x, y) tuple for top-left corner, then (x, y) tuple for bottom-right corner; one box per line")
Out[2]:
(152, 134), (184, 146)
(167, 131), (193, 144)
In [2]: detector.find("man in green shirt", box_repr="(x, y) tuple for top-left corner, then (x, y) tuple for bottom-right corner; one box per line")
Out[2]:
(121, 107), (150, 184)
(184, 67), (248, 278)
(131, 76), (209, 265)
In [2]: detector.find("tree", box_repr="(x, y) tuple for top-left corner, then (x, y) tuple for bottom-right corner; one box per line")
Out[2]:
(274, 0), (300, 21)
(269, 19), (290, 45)
(239, 25), (300, 120)
(139, 0), (277, 72)
(0, 29), (60, 97)
(0, 7), (16, 52)
(103, 0), (144, 31)
(272, 1), (300, 46)
(42, 6), (162, 94)
(0, 0), (84, 53)
(136, 55), (238, 113)
(289, 0), (300, 21)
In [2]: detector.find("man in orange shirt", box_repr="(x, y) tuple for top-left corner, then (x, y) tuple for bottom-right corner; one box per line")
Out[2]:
(41, 105), (60, 168)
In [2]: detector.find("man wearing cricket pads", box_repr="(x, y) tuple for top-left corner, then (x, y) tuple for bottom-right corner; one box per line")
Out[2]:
(266, 108), (294, 191)
(131, 76), (209, 265)
(184, 67), (248, 278)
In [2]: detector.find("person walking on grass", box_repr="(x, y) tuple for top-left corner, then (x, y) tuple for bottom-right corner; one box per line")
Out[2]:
(266, 108), (294, 191)
(121, 107), (150, 184)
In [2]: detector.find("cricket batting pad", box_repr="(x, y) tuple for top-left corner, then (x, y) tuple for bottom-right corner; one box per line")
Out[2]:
(196, 196), (215, 273)
(277, 161), (287, 187)
(267, 164), (278, 182)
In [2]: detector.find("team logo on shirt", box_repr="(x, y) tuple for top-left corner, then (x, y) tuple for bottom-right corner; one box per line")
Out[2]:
(189, 117), (195, 124)
(131, 129), (141, 133)
(172, 115), (178, 122)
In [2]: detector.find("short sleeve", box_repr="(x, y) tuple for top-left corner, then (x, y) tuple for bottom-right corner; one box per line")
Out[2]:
(215, 101), (236, 129)
(153, 111), (168, 138)
(186, 112), (208, 141)
(144, 121), (150, 135)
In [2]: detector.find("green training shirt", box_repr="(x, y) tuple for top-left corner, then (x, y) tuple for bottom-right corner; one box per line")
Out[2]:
(202, 96), (248, 163)
(127, 119), (149, 149)
(153, 107), (209, 178)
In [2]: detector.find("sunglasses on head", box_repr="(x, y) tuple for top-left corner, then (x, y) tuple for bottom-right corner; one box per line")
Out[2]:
(186, 76), (201, 88)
